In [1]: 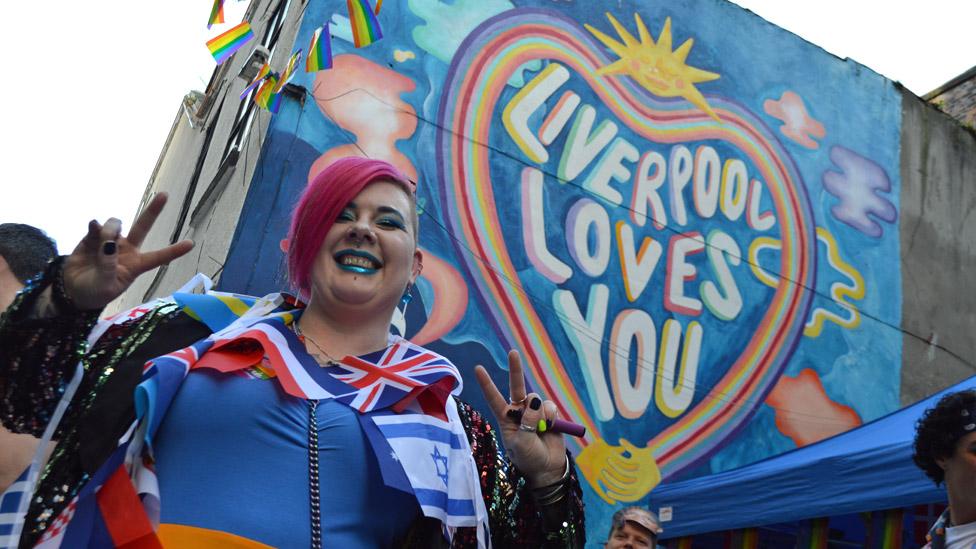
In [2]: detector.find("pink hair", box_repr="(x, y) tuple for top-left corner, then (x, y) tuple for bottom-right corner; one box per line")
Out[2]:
(287, 157), (414, 295)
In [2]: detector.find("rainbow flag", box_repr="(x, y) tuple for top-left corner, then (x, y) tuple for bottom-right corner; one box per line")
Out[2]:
(239, 62), (271, 99)
(266, 91), (284, 113)
(206, 21), (254, 64)
(274, 49), (302, 93)
(254, 73), (278, 107)
(306, 24), (333, 72)
(346, 0), (383, 48)
(207, 0), (225, 29)
(740, 528), (759, 549)
(880, 509), (903, 549)
(374, 0), (383, 14)
(808, 518), (828, 549)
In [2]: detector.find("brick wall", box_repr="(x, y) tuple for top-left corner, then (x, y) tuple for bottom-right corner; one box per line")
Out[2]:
(928, 68), (976, 127)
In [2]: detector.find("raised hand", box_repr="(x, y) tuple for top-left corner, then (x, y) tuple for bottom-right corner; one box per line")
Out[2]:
(62, 193), (193, 310)
(474, 350), (567, 487)
(575, 436), (661, 504)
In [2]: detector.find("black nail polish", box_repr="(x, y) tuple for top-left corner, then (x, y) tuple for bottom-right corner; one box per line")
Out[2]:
(103, 241), (117, 255)
(530, 397), (541, 410)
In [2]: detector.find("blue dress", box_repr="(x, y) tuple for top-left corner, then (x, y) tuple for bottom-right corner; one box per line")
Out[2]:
(153, 369), (421, 547)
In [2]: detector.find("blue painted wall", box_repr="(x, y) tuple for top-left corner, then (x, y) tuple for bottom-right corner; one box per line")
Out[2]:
(222, 0), (903, 542)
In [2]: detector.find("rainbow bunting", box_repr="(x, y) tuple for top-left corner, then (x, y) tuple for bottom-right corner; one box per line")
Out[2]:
(254, 73), (279, 110)
(207, 0), (225, 29)
(206, 21), (254, 65)
(346, 0), (383, 48)
(273, 49), (302, 93)
(306, 24), (333, 72)
(239, 62), (271, 99)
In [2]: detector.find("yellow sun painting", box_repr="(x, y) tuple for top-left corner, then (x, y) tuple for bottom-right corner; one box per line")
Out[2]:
(585, 13), (721, 121)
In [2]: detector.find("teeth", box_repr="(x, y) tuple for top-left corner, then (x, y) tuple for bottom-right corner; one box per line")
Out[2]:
(340, 255), (377, 269)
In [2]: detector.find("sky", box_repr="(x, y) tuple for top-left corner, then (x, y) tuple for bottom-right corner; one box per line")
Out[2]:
(0, 1), (972, 254)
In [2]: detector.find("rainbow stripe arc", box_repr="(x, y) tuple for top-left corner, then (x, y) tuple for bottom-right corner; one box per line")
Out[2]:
(435, 11), (816, 481)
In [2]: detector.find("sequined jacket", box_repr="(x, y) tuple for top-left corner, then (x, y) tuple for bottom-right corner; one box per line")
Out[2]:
(0, 265), (584, 548)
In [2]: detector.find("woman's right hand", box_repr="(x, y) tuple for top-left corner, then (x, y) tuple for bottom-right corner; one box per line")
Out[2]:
(62, 193), (194, 310)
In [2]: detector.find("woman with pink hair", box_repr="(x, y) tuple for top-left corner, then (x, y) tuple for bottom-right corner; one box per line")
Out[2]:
(0, 157), (584, 548)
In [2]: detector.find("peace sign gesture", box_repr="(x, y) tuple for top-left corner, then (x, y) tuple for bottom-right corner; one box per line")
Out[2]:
(62, 193), (193, 310)
(475, 350), (568, 487)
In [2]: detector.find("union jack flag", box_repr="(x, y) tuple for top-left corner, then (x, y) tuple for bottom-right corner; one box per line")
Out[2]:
(332, 339), (462, 414)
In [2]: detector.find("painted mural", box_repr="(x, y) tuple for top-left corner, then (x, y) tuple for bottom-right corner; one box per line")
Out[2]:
(222, 0), (903, 541)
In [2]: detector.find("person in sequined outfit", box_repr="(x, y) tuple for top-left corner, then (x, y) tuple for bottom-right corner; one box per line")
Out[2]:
(913, 389), (976, 549)
(0, 158), (584, 548)
(0, 224), (57, 494)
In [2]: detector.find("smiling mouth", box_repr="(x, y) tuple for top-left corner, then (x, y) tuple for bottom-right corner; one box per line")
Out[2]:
(334, 250), (382, 272)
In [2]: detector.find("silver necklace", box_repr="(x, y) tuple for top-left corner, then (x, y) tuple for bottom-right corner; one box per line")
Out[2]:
(293, 321), (339, 367)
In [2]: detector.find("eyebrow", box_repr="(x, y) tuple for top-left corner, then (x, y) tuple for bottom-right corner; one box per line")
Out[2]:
(344, 202), (406, 221)
(377, 206), (406, 220)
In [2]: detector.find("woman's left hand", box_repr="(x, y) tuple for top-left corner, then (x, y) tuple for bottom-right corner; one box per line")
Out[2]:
(475, 350), (567, 487)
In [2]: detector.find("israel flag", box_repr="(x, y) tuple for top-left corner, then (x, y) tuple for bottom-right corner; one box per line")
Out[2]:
(370, 397), (491, 548)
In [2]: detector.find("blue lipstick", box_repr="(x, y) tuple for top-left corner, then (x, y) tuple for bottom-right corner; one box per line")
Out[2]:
(334, 250), (381, 274)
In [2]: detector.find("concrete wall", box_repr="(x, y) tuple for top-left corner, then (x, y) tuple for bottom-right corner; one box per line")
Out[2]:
(108, 0), (304, 314)
(900, 91), (976, 404)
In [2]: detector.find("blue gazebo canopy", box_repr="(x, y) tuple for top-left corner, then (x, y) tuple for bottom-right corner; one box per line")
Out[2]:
(646, 376), (976, 538)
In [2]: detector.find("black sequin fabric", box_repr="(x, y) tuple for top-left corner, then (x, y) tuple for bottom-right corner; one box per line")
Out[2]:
(455, 402), (585, 548)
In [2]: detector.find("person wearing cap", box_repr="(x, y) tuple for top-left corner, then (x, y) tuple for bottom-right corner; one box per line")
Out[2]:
(605, 506), (663, 548)
(913, 389), (976, 549)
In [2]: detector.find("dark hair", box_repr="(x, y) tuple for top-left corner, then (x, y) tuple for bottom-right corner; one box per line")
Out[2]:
(912, 389), (976, 485)
(0, 224), (57, 282)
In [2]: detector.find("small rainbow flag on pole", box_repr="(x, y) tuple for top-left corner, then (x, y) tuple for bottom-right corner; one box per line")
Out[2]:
(346, 0), (383, 48)
(207, 0), (225, 29)
(254, 73), (279, 110)
(240, 62), (271, 99)
(306, 24), (333, 72)
(274, 49), (302, 92)
(266, 91), (284, 113)
(206, 21), (254, 64)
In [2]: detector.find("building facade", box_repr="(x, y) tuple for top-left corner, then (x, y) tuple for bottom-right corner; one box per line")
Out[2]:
(114, 0), (976, 543)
